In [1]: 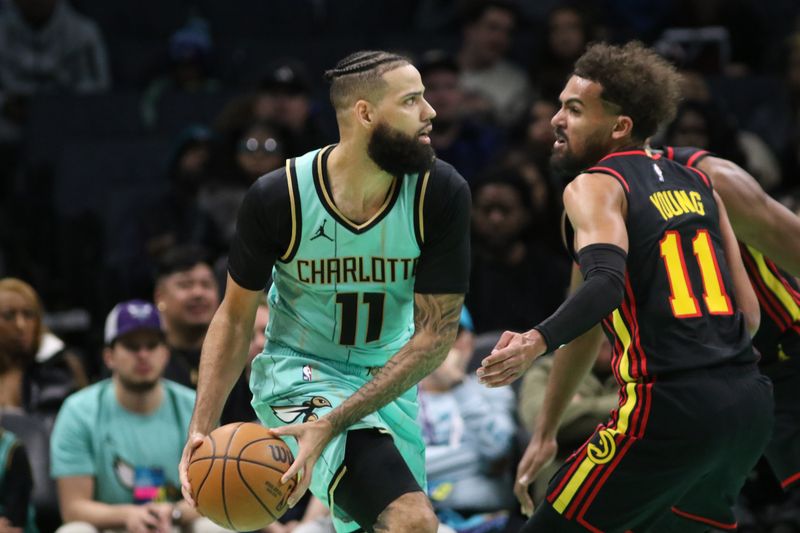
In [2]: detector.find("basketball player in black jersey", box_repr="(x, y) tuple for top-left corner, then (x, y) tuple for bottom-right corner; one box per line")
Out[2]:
(663, 147), (800, 502)
(477, 42), (773, 531)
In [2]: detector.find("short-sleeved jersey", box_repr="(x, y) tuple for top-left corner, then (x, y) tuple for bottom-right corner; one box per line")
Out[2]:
(50, 379), (195, 504)
(229, 146), (471, 367)
(584, 150), (754, 382)
(664, 146), (800, 368)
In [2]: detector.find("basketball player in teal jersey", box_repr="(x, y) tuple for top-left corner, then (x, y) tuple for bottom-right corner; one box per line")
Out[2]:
(178, 51), (470, 533)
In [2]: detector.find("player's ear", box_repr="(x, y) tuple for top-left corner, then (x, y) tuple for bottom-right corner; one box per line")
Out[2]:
(611, 115), (633, 140)
(354, 99), (374, 128)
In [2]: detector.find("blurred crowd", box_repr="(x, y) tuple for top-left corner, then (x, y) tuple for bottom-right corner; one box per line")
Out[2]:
(1, 0), (800, 532)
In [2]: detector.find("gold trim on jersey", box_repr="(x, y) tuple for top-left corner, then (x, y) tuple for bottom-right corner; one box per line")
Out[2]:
(327, 465), (348, 512)
(417, 170), (431, 243)
(611, 310), (638, 434)
(281, 159), (298, 261)
(747, 245), (800, 321)
(316, 145), (398, 231)
(553, 455), (596, 513)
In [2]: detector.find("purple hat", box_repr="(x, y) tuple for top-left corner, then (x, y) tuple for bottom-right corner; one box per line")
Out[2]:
(104, 300), (164, 344)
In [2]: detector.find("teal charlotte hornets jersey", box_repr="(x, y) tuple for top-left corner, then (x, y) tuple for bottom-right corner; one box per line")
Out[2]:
(268, 146), (425, 366)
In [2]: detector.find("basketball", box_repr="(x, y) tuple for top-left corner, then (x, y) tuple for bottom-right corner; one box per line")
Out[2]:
(187, 422), (296, 531)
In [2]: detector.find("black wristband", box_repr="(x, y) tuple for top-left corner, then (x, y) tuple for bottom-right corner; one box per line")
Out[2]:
(535, 243), (627, 352)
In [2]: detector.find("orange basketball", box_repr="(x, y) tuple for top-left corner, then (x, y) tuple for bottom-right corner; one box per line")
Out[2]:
(187, 422), (296, 531)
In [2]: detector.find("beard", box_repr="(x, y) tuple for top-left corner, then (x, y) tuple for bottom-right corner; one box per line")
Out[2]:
(118, 374), (160, 393)
(367, 121), (435, 177)
(549, 129), (613, 183)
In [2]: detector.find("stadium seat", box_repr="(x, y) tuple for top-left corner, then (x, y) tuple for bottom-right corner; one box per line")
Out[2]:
(23, 92), (144, 172)
(0, 409), (60, 533)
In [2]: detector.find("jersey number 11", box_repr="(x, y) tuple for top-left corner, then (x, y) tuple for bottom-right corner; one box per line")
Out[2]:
(660, 230), (733, 318)
(336, 292), (386, 345)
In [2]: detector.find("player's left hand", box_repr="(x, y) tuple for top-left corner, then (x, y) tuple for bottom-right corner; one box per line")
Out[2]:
(476, 329), (546, 387)
(271, 419), (335, 508)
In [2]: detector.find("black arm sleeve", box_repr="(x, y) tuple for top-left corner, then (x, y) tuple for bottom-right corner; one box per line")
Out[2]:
(227, 169), (293, 290)
(534, 243), (627, 352)
(414, 160), (471, 294)
(2, 443), (33, 526)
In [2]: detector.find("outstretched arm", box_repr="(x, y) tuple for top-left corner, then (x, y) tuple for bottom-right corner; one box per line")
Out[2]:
(698, 156), (800, 276)
(478, 172), (628, 386)
(273, 292), (464, 506)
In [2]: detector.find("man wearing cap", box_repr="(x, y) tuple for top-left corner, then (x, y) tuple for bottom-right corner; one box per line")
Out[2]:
(49, 300), (228, 533)
(253, 59), (329, 154)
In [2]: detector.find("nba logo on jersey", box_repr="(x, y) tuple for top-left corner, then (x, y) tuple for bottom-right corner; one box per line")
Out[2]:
(653, 163), (664, 182)
(302, 365), (313, 382)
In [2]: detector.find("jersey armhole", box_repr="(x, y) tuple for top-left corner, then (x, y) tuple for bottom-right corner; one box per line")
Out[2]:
(586, 166), (631, 194)
(560, 209), (578, 262)
(279, 157), (302, 263)
(413, 168), (431, 248)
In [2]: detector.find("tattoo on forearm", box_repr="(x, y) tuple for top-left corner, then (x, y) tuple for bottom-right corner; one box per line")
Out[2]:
(325, 293), (464, 434)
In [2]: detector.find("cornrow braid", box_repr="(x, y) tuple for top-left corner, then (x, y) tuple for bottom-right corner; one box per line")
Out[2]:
(324, 50), (411, 111)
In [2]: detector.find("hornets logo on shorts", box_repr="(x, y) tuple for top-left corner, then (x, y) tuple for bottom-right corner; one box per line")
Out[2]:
(270, 396), (332, 423)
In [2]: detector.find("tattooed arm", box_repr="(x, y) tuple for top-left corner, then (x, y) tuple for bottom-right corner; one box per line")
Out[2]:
(325, 292), (464, 433)
(272, 292), (464, 506)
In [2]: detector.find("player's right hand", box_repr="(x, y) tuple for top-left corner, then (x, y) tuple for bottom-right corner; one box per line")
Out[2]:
(179, 431), (206, 507)
(514, 435), (558, 517)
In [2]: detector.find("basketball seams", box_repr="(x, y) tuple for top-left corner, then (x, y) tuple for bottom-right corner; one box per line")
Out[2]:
(222, 422), (245, 531)
(189, 456), (294, 475)
(235, 459), (280, 522)
(192, 433), (217, 507)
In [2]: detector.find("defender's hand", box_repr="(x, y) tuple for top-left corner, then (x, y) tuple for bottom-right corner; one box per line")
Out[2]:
(271, 419), (335, 508)
(514, 436), (558, 517)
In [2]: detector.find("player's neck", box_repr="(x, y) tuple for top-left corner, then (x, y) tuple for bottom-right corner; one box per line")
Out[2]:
(326, 142), (395, 222)
(113, 377), (163, 414)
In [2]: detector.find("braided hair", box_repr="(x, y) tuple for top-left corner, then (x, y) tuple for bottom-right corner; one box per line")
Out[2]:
(324, 50), (411, 112)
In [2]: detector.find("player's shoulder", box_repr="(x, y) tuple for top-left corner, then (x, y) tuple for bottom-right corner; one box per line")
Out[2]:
(249, 165), (290, 198)
(426, 158), (470, 201)
(657, 145), (713, 168)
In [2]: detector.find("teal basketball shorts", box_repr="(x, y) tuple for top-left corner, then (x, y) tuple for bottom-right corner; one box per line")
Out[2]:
(249, 341), (427, 531)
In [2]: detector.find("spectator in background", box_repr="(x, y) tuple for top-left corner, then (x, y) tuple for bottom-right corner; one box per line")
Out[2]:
(661, 99), (782, 191)
(466, 171), (569, 334)
(154, 246), (254, 424)
(456, 0), (531, 126)
(201, 120), (287, 244)
(0, 278), (86, 430)
(140, 16), (222, 130)
(0, 0), (110, 142)
(50, 300), (230, 533)
(253, 60), (329, 155)
(531, 4), (594, 102)
(511, 97), (558, 164)
(132, 125), (225, 295)
(418, 310), (518, 532)
(0, 427), (35, 533)
(418, 50), (503, 183)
